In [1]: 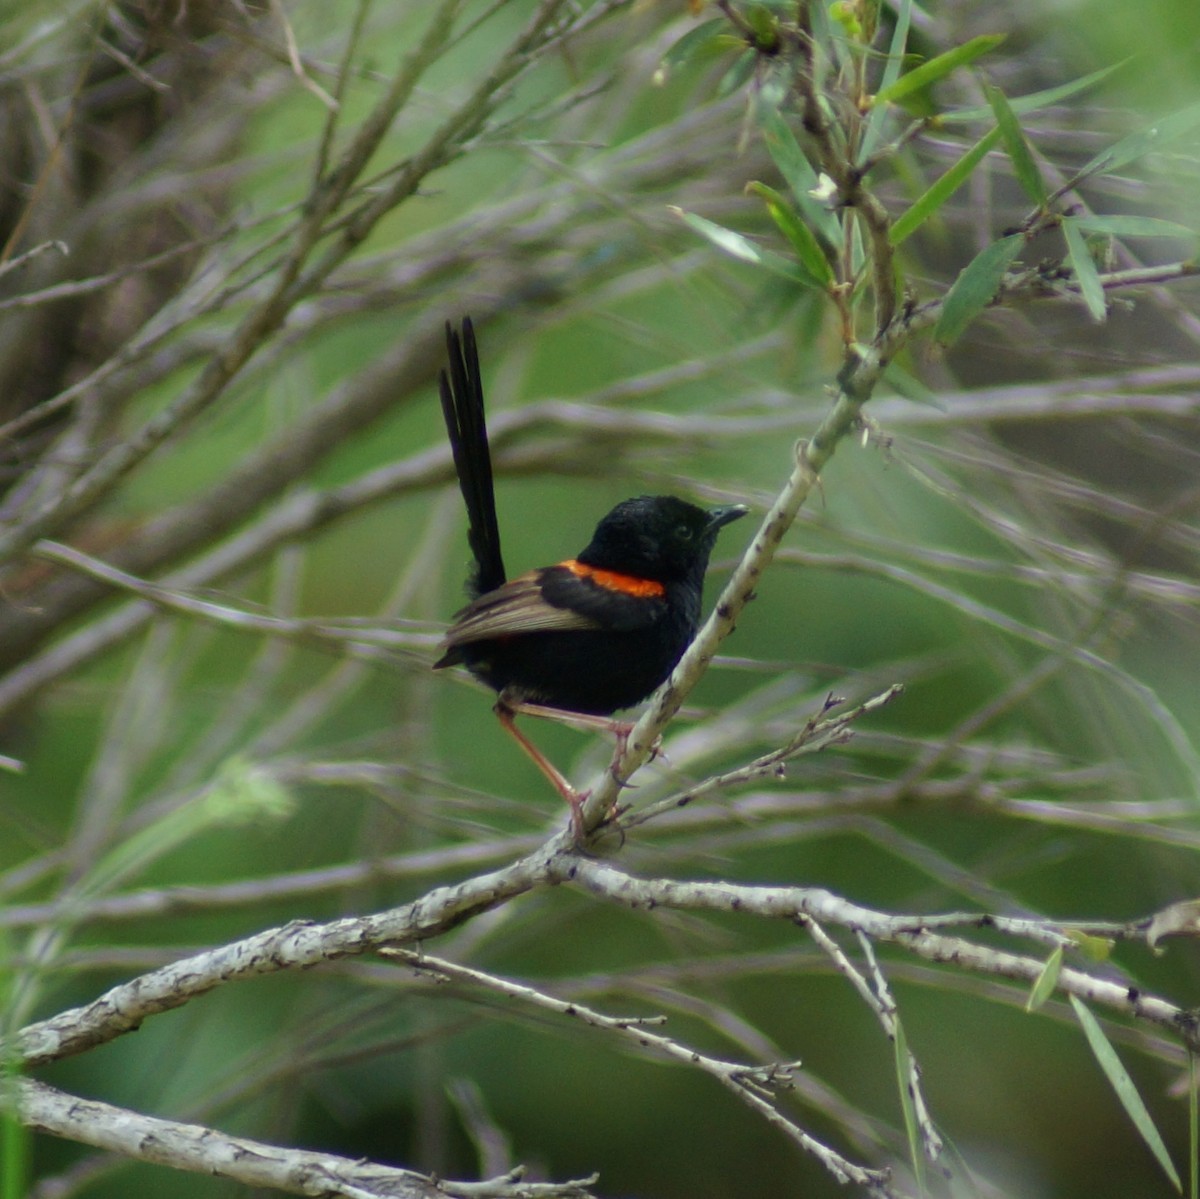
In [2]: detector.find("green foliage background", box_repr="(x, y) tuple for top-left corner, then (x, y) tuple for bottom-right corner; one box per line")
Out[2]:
(2, 1), (1200, 1197)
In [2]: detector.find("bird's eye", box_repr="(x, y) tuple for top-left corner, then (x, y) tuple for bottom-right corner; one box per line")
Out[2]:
(674, 524), (694, 541)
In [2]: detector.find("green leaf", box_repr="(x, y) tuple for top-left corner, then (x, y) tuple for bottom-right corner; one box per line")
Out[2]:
(1, 1084), (28, 1199)
(656, 18), (741, 83)
(893, 1015), (927, 1196)
(670, 207), (826, 290)
(1063, 217), (1107, 322)
(1080, 97), (1200, 181)
(890, 126), (1003, 245)
(1065, 929), (1115, 961)
(757, 106), (841, 242)
(859, 0), (913, 162)
(1, 930), (31, 1199)
(745, 181), (834, 287)
(873, 33), (1005, 107)
(986, 84), (1047, 206)
(1, 1075), (27, 1199)
(671, 208), (769, 263)
(940, 61), (1126, 124)
(716, 48), (757, 98)
(1074, 215), (1198, 241)
(933, 233), (1022, 345)
(1071, 995), (1182, 1192)
(1189, 1054), (1197, 1199)
(872, 0), (913, 100)
(1026, 945), (1063, 1011)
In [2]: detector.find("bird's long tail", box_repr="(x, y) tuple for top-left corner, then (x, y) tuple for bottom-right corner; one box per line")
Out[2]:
(439, 318), (506, 594)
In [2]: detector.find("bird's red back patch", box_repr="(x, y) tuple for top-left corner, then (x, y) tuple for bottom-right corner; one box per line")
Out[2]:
(561, 558), (666, 598)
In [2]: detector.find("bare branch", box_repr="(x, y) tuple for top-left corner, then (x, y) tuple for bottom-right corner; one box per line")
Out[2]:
(15, 1079), (597, 1199)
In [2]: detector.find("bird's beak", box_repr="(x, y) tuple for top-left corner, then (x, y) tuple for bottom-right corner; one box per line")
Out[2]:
(707, 504), (750, 531)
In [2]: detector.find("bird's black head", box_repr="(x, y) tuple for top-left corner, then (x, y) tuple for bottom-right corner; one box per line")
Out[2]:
(577, 495), (748, 584)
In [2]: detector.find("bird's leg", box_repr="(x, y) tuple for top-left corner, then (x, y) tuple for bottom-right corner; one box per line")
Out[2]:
(506, 699), (633, 744)
(494, 701), (589, 839)
(503, 697), (664, 780)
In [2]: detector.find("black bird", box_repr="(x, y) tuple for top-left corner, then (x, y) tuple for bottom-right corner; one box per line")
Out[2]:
(433, 318), (747, 833)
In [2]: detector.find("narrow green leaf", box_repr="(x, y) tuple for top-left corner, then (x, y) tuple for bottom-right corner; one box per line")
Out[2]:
(1190, 1053), (1197, 1199)
(986, 84), (1047, 206)
(1, 931), (30, 1199)
(873, 0), (913, 100)
(873, 34), (1005, 107)
(893, 1016), (927, 1196)
(656, 18), (739, 82)
(1026, 945), (1063, 1011)
(1075, 215), (1198, 241)
(858, 0), (913, 162)
(933, 233), (1022, 345)
(1071, 995), (1182, 1192)
(716, 48), (757, 98)
(757, 107), (841, 242)
(806, 0), (841, 74)
(0, 1080), (27, 1199)
(671, 208), (826, 290)
(1080, 97), (1200, 181)
(940, 61), (1126, 124)
(890, 126), (1003, 245)
(757, 105), (816, 195)
(1063, 217), (1107, 323)
(1065, 929), (1115, 961)
(671, 208), (771, 263)
(745, 182), (834, 286)
(846, 217), (866, 285)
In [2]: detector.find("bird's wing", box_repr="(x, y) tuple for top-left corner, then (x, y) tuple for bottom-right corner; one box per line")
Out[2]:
(537, 560), (667, 630)
(440, 564), (666, 649)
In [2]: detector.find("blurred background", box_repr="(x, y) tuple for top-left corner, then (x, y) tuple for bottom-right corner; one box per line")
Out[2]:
(2, 0), (1200, 1196)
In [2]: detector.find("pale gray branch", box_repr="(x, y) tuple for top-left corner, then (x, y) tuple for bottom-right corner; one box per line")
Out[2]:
(15, 1079), (595, 1199)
